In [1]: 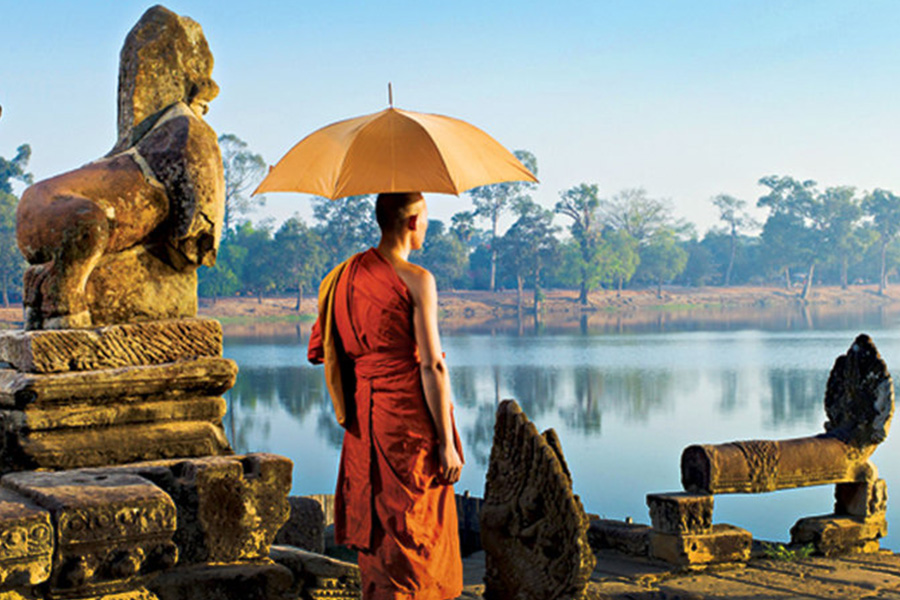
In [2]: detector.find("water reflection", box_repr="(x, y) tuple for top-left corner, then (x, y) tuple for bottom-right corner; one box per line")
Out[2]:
(222, 308), (900, 548)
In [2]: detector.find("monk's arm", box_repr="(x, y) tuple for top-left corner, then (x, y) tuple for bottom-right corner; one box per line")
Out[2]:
(410, 269), (463, 484)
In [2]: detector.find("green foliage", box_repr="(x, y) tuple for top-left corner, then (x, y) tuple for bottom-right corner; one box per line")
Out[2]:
(416, 220), (469, 290)
(219, 133), (267, 233)
(638, 229), (689, 297)
(762, 542), (815, 561)
(468, 149), (538, 290)
(0, 144), (32, 194)
(556, 183), (607, 303)
(312, 195), (379, 266)
(0, 191), (24, 306)
(271, 216), (324, 302)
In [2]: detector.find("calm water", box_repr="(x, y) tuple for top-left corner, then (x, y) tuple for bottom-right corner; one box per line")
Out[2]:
(223, 305), (900, 549)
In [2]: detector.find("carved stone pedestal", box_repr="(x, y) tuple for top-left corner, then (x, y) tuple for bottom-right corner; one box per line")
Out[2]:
(649, 524), (751, 567)
(791, 477), (888, 555)
(0, 319), (234, 472)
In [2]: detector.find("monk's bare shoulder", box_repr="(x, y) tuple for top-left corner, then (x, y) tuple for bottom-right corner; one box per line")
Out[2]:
(393, 261), (436, 306)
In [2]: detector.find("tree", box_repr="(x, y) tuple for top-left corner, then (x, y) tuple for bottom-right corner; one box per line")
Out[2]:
(640, 229), (688, 298)
(0, 145), (31, 307)
(468, 150), (537, 291)
(0, 191), (24, 306)
(416, 220), (469, 290)
(497, 198), (559, 315)
(197, 240), (243, 303)
(601, 188), (678, 246)
(757, 176), (821, 299)
(219, 134), (267, 234)
(604, 228), (639, 295)
(312, 195), (379, 267)
(231, 222), (276, 302)
(0, 144), (33, 193)
(555, 183), (606, 305)
(819, 187), (862, 289)
(862, 189), (900, 295)
(711, 194), (756, 286)
(271, 217), (324, 309)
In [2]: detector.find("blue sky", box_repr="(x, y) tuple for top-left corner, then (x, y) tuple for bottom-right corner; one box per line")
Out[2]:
(2, 0), (899, 234)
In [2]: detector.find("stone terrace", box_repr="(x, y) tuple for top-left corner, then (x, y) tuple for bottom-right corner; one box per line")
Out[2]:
(461, 549), (900, 599)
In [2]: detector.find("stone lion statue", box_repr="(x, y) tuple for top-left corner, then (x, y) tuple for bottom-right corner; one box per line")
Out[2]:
(16, 5), (224, 329)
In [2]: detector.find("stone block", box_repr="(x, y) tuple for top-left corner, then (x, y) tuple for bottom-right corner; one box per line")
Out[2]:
(117, 454), (292, 564)
(0, 487), (52, 589)
(649, 524), (751, 566)
(0, 358), (237, 409)
(2, 421), (230, 472)
(588, 518), (651, 557)
(790, 514), (887, 556)
(274, 496), (325, 554)
(85, 246), (199, 328)
(0, 319), (222, 374)
(835, 478), (887, 518)
(147, 562), (292, 600)
(647, 492), (714, 535)
(270, 545), (361, 600)
(2, 398), (226, 432)
(0, 470), (177, 594)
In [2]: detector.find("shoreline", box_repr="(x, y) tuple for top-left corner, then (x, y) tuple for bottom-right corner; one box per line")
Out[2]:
(0, 284), (897, 333)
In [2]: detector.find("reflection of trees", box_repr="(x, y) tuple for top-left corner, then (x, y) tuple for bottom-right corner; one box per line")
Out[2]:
(450, 369), (479, 409)
(465, 401), (499, 469)
(718, 371), (740, 414)
(225, 365), (342, 452)
(560, 367), (603, 433)
(764, 369), (826, 429)
(505, 366), (559, 420)
(317, 410), (345, 450)
(599, 370), (672, 422)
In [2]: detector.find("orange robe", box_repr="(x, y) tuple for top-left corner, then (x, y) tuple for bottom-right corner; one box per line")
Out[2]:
(308, 248), (463, 600)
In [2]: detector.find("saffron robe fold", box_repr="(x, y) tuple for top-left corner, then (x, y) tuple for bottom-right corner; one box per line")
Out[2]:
(308, 248), (463, 600)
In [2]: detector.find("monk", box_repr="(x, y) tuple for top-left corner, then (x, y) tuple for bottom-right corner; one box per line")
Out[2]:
(308, 192), (464, 600)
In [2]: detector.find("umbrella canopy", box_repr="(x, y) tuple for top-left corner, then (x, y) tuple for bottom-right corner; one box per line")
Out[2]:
(253, 107), (537, 199)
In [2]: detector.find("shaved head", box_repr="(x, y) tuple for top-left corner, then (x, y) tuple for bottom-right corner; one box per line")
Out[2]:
(376, 192), (425, 233)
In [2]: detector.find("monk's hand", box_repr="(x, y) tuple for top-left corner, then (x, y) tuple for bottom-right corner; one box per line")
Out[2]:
(437, 440), (463, 485)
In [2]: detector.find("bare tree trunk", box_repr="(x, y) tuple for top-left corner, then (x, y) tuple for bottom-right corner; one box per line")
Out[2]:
(489, 214), (498, 291)
(579, 278), (588, 305)
(257, 292), (263, 304)
(840, 256), (849, 290)
(1, 273), (8, 308)
(801, 263), (815, 300)
(784, 267), (792, 290)
(617, 276), (623, 298)
(880, 242), (888, 295)
(295, 280), (302, 311)
(725, 225), (736, 286)
(657, 277), (663, 299)
(516, 274), (524, 317)
(533, 265), (542, 315)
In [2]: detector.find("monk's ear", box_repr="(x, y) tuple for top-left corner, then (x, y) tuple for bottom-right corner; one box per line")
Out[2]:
(407, 214), (419, 231)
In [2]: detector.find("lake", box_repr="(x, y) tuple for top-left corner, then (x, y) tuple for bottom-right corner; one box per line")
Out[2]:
(222, 303), (900, 549)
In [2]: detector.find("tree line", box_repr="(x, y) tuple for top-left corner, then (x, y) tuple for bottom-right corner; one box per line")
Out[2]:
(2, 138), (900, 312)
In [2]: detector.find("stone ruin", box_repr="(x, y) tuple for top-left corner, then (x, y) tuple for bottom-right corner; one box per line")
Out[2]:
(592, 334), (894, 566)
(0, 6), (360, 600)
(481, 399), (595, 600)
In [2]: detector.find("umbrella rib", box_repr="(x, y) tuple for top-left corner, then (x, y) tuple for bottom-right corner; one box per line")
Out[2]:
(394, 110), (459, 195)
(333, 111), (391, 199)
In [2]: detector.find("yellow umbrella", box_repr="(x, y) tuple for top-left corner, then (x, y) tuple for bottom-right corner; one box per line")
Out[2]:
(253, 106), (537, 199)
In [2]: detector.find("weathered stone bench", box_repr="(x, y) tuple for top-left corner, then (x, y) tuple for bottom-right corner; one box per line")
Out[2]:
(646, 334), (894, 565)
